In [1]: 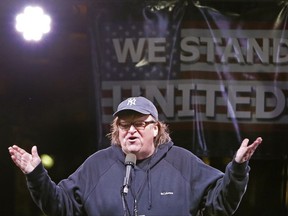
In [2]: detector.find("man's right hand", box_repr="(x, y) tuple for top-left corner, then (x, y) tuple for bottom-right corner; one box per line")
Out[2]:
(8, 145), (41, 174)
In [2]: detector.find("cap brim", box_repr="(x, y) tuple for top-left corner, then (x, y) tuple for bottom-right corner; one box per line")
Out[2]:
(113, 108), (150, 117)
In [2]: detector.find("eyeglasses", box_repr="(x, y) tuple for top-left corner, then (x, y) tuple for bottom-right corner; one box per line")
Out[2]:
(118, 121), (156, 131)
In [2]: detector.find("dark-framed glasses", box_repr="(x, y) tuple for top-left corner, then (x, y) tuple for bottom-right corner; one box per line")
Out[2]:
(118, 121), (156, 131)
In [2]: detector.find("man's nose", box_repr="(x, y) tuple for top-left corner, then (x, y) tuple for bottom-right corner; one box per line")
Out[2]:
(128, 124), (137, 132)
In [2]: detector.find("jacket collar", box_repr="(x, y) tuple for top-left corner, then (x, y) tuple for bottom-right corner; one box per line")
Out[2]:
(110, 141), (174, 170)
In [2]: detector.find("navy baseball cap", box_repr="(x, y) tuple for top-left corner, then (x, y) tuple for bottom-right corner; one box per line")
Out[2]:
(113, 96), (158, 120)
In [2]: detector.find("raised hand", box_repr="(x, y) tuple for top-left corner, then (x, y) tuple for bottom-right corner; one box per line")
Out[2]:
(235, 137), (262, 163)
(8, 145), (41, 174)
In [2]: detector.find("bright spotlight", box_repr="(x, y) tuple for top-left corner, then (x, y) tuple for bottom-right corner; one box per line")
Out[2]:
(41, 154), (54, 169)
(15, 6), (52, 42)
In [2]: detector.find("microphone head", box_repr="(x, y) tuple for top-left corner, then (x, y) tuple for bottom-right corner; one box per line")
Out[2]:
(125, 153), (136, 166)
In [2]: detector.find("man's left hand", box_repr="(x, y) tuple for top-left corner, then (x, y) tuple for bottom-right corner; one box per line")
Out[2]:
(235, 137), (263, 163)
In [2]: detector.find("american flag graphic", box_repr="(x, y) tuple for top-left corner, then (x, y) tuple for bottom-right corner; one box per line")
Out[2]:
(99, 22), (180, 81)
(91, 2), (288, 157)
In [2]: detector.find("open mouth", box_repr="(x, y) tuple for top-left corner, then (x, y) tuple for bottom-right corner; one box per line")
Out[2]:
(128, 136), (138, 142)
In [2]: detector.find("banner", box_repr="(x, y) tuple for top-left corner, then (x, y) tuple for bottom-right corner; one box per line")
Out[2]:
(89, 0), (288, 158)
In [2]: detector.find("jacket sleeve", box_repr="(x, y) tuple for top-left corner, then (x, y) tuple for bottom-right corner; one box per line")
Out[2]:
(25, 163), (85, 216)
(200, 160), (250, 216)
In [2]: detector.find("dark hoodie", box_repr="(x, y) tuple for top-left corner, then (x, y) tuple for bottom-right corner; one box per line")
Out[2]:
(26, 141), (249, 216)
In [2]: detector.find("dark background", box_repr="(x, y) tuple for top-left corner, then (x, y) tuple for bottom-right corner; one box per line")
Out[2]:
(0, 0), (287, 215)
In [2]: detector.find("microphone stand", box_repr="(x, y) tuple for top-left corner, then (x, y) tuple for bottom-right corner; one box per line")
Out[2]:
(121, 153), (136, 216)
(121, 186), (131, 216)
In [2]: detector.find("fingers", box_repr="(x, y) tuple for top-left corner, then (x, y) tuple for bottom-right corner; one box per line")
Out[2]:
(251, 137), (262, 145)
(244, 137), (263, 158)
(8, 145), (31, 165)
(240, 138), (249, 147)
(8, 146), (20, 159)
(248, 137), (262, 151)
(255, 137), (263, 145)
(8, 145), (25, 156)
(242, 137), (262, 148)
(8, 151), (23, 169)
(235, 137), (263, 163)
(31, 146), (39, 158)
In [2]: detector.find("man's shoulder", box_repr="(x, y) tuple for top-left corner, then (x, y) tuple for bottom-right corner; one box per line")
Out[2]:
(169, 145), (197, 158)
(87, 145), (121, 162)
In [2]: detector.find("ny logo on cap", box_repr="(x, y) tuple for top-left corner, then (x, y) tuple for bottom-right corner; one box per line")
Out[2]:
(127, 98), (136, 106)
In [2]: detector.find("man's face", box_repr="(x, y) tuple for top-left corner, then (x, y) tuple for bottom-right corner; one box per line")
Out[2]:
(118, 113), (158, 160)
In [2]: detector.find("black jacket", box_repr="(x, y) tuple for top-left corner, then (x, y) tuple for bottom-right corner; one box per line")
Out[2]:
(26, 141), (249, 215)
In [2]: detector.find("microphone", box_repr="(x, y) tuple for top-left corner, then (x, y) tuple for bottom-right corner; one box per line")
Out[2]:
(122, 153), (136, 195)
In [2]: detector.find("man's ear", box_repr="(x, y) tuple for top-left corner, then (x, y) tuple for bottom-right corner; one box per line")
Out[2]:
(153, 124), (159, 137)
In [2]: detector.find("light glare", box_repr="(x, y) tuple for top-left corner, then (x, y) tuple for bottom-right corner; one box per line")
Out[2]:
(15, 6), (52, 42)
(41, 154), (54, 169)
